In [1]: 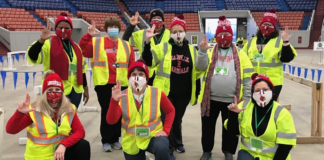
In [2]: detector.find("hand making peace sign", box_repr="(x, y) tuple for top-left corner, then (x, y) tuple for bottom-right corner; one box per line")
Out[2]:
(145, 24), (158, 44)
(39, 21), (56, 43)
(88, 20), (100, 37)
(130, 12), (141, 26)
(17, 94), (35, 114)
(111, 80), (127, 101)
(227, 96), (246, 113)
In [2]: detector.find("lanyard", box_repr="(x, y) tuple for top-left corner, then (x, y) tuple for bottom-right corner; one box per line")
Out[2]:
(62, 41), (73, 59)
(219, 47), (230, 64)
(55, 112), (59, 141)
(153, 31), (164, 44)
(254, 103), (273, 130)
(132, 88), (147, 123)
(259, 38), (265, 54)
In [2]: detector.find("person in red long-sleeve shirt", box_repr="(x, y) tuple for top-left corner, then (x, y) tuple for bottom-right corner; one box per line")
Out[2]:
(6, 70), (90, 160)
(78, 17), (135, 152)
(107, 59), (175, 160)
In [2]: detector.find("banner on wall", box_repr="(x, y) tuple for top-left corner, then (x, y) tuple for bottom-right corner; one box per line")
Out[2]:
(313, 42), (324, 51)
(191, 35), (198, 46)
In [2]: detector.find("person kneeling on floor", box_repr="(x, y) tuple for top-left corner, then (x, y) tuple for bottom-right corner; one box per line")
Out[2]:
(6, 70), (91, 160)
(107, 59), (175, 160)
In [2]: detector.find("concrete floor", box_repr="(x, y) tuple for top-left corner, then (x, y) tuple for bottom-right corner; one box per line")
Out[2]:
(0, 49), (324, 160)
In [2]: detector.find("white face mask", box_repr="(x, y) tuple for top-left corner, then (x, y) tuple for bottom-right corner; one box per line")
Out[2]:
(252, 90), (273, 107)
(128, 76), (147, 92)
(170, 32), (186, 44)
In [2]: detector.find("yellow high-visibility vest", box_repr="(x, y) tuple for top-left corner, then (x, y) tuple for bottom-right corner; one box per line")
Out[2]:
(119, 86), (163, 155)
(27, 39), (88, 95)
(25, 103), (76, 160)
(129, 29), (171, 78)
(150, 42), (204, 105)
(198, 46), (254, 102)
(242, 37), (297, 86)
(90, 37), (131, 87)
(225, 100), (297, 160)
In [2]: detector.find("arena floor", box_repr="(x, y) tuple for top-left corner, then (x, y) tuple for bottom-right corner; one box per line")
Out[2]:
(0, 49), (324, 160)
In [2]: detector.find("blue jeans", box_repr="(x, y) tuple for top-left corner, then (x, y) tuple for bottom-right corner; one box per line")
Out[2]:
(66, 87), (82, 108)
(237, 150), (259, 160)
(123, 136), (170, 160)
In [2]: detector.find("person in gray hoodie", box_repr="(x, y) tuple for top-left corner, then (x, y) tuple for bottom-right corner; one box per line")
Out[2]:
(195, 15), (254, 160)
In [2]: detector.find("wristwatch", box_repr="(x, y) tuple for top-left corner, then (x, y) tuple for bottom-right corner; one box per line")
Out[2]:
(283, 40), (289, 43)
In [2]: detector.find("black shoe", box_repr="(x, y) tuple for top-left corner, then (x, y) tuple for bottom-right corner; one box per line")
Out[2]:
(224, 152), (233, 160)
(200, 152), (212, 160)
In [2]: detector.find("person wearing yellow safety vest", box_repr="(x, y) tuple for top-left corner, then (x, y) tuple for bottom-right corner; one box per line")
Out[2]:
(241, 9), (297, 100)
(6, 71), (90, 160)
(236, 35), (244, 46)
(78, 16), (135, 152)
(107, 59), (175, 160)
(27, 12), (89, 108)
(142, 15), (202, 160)
(195, 15), (254, 160)
(225, 73), (296, 160)
(122, 9), (171, 86)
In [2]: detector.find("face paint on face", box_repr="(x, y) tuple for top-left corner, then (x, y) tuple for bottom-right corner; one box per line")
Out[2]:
(260, 25), (275, 37)
(252, 89), (273, 107)
(129, 76), (147, 92)
(170, 32), (186, 44)
(46, 91), (63, 104)
(216, 34), (232, 48)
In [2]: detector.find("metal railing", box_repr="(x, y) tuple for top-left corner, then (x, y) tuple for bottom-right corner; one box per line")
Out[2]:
(198, 11), (204, 32)
(307, 10), (315, 31)
(123, 12), (140, 31)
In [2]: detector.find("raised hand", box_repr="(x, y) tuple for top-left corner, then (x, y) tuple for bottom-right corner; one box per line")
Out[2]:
(111, 80), (127, 101)
(199, 34), (213, 50)
(130, 12), (141, 26)
(227, 96), (246, 113)
(281, 26), (293, 41)
(17, 94), (34, 114)
(88, 20), (100, 37)
(39, 21), (56, 43)
(145, 25), (158, 44)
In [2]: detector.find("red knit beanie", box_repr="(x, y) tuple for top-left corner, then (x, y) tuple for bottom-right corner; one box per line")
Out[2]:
(128, 59), (149, 82)
(42, 73), (64, 93)
(251, 73), (274, 90)
(215, 15), (233, 36)
(260, 9), (277, 27)
(55, 12), (73, 29)
(170, 15), (186, 32)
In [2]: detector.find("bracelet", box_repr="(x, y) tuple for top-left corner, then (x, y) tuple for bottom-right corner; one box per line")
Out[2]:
(283, 41), (289, 43)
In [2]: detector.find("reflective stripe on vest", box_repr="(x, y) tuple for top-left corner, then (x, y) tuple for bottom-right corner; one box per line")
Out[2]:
(130, 36), (135, 46)
(252, 58), (283, 67)
(91, 38), (130, 68)
(141, 29), (147, 58)
(27, 131), (67, 145)
(155, 42), (170, 78)
(121, 88), (160, 134)
(247, 37), (281, 54)
(29, 103), (74, 139)
(241, 137), (278, 153)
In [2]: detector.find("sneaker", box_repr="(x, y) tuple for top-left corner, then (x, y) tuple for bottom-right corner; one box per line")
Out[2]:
(102, 143), (112, 152)
(175, 146), (185, 153)
(111, 142), (122, 150)
(224, 152), (233, 160)
(200, 152), (212, 160)
(169, 153), (176, 160)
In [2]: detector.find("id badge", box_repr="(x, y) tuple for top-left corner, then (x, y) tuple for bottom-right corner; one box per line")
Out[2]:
(112, 63), (119, 68)
(215, 67), (228, 75)
(250, 137), (263, 150)
(69, 63), (77, 72)
(135, 127), (150, 137)
(253, 53), (265, 62)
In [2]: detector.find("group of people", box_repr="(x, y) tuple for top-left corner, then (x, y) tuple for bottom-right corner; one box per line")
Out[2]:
(4, 8), (298, 160)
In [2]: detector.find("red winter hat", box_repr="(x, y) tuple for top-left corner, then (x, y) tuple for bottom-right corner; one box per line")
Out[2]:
(251, 73), (274, 90)
(42, 73), (64, 93)
(170, 15), (186, 32)
(55, 12), (73, 29)
(215, 15), (233, 36)
(260, 9), (277, 27)
(128, 59), (149, 82)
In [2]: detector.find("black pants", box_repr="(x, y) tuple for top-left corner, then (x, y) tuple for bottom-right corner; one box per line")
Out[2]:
(95, 84), (127, 144)
(147, 71), (156, 86)
(201, 100), (238, 154)
(65, 139), (91, 160)
(66, 87), (82, 108)
(274, 85), (282, 101)
(161, 92), (191, 152)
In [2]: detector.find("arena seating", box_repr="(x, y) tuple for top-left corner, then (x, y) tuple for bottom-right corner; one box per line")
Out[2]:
(68, 0), (120, 14)
(183, 13), (200, 32)
(123, 0), (155, 15)
(35, 9), (75, 22)
(253, 11), (304, 30)
(6, 0), (70, 11)
(285, 0), (317, 12)
(226, 0), (282, 11)
(77, 11), (126, 32)
(164, 0), (217, 13)
(0, 8), (44, 31)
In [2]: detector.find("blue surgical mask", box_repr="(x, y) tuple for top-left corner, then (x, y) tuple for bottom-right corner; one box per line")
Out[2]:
(108, 28), (119, 37)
